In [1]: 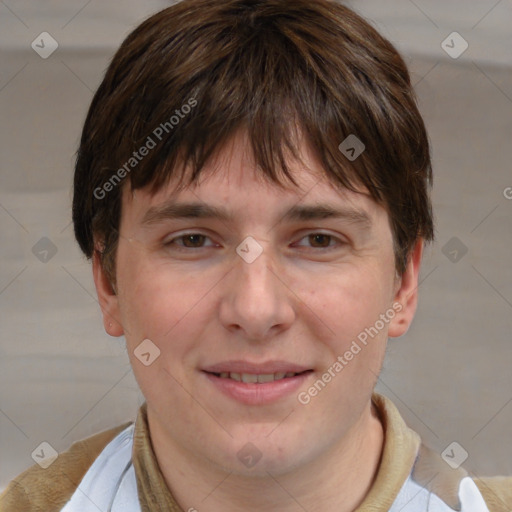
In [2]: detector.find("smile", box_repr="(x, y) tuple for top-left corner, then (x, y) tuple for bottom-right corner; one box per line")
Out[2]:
(210, 371), (308, 383)
(202, 365), (314, 405)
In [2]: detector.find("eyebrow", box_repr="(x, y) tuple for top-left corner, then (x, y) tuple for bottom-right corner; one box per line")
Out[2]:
(140, 201), (373, 230)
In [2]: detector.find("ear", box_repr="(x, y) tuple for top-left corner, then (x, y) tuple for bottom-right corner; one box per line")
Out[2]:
(92, 247), (124, 337)
(388, 239), (424, 338)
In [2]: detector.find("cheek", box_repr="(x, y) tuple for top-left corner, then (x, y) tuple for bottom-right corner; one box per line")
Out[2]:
(296, 263), (392, 405)
(117, 260), (210, 403)
(117, 250), (214, 352)
(304, 263), (390, 343)
(334, 271), (391, 373)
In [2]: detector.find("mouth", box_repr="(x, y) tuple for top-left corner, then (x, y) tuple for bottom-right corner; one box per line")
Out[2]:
(201, 362), (314, 405)
(205, 370), (312, 383)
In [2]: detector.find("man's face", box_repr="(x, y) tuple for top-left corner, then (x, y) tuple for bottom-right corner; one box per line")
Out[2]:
(94, 130), (420, 475)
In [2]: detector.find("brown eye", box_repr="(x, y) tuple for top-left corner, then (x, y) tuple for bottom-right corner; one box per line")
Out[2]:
(308, 234), (333, 248)
(165, 233), (215, 250)
(294, 232), (344, 251)
(180, 234), (207, 248)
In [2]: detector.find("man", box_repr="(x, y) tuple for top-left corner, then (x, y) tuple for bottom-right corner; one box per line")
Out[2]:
(1, 0), (511, 510)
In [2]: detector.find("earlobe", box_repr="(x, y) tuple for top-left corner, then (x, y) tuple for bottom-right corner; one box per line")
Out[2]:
(92, 248), (124, 337)
(387, 239), (424, 338)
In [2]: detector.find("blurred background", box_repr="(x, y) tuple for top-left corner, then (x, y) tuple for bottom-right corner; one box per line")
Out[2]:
(1, 0), (511, 493)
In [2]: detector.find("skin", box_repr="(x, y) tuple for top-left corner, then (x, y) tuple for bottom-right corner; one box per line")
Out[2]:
(93, 129), (423, 512)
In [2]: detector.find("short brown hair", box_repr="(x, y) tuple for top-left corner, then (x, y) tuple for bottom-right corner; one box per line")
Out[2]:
(72, 0), (434, 288)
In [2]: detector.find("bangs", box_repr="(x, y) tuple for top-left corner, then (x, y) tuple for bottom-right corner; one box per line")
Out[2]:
(119, 17), (381, 202)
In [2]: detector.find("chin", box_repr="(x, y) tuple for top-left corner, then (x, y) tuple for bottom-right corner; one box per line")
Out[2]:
(205, 436), (309, 477)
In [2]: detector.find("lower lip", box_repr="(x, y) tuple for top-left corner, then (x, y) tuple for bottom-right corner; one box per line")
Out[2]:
(203, 371), (313, 405)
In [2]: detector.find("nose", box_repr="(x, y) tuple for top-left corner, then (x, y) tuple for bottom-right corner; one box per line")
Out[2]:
(218, 242), (295, 341)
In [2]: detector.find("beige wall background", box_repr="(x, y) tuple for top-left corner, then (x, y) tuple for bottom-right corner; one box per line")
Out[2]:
(1, 0), (511, 492)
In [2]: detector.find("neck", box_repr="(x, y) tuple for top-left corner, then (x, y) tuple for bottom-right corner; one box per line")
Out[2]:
(150, 400), (384, 512)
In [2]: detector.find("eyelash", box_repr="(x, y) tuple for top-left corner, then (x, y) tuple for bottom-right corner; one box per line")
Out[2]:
(164, 232), (345, 252)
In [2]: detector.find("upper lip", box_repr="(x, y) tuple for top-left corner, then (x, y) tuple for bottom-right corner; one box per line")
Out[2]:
(202, 360), (313, 374)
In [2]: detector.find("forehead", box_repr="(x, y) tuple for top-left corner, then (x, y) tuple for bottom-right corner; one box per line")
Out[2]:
(121, 129), (382, 228)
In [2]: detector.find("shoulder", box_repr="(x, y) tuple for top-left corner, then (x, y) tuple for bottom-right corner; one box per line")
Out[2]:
(411, 442), (512, 511)
(0, 421), (132, 512)
(474, 476), (512, 511)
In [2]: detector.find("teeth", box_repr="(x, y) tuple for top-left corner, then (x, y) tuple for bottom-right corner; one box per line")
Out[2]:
(216, 372), (299, 382)
(241, 373), (258, 383)
(257, 373), (275, 383)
